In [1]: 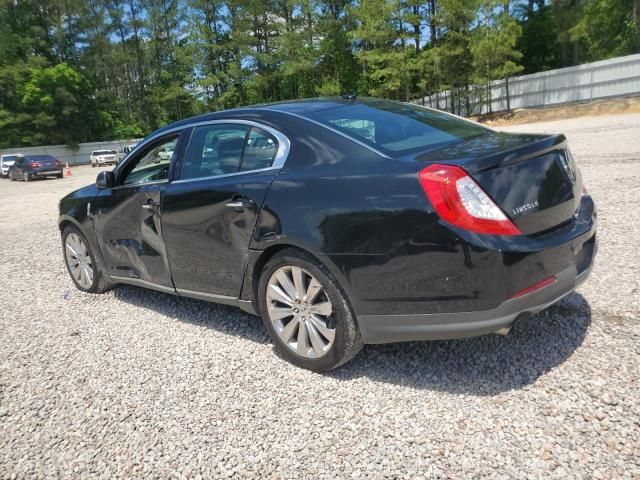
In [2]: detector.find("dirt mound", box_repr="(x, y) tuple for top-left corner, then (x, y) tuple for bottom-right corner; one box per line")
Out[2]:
(472, 95), (640, 126)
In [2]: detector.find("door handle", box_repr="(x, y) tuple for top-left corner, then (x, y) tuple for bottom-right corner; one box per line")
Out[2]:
(225, 196), (253, 211)
(142, 199), (160, 210)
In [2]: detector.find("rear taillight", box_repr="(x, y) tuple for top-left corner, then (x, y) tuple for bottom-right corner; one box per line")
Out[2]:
(31, 161), (42, 168)
(55, 160), (62, 167)
(419, 164), (521, 236)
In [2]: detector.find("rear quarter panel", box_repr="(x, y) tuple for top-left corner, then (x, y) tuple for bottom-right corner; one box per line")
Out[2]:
(250, 125), (596, 317)
(247, 120), (480, 316)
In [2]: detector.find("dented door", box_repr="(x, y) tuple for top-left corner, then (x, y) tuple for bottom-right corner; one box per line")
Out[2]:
(93, 182), (173, 287)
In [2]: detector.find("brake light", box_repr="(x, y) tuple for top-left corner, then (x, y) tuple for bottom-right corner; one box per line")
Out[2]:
(419, 164), (521, 235)
(510, 276), (556, 299)
(31, 161), (42, 168)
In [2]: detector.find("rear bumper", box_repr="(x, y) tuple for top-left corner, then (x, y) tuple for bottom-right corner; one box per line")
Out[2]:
(358, 241), (596, 344)
(32, 170), (63, 177)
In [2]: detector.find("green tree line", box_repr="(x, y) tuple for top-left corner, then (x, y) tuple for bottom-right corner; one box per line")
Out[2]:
(1, 0), (638, 148)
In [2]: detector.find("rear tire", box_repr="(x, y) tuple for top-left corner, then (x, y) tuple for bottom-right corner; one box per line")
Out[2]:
(62, 225), (114, 294)
(257, 248), (363, 372)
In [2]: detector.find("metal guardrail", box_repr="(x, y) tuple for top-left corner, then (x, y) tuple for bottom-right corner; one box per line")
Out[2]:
(0, 139), (142, 166)
(418, 53), (640, 115)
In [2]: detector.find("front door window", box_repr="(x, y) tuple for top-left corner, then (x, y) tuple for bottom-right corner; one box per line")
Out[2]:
(122, 136), (178, 185)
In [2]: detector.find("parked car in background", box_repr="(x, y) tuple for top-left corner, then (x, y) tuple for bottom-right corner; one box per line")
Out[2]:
(155, 143), (175, 163)
(117, 143), (138, 163)
(10, 154), (63, 181)
(1, 153), (21, 178)
(90, 150), (118, 167)
(58, 97), (597, 371)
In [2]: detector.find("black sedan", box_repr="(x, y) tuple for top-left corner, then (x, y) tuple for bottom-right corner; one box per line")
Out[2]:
(58, 97), (597, 371)
(10, 154), (64, 181)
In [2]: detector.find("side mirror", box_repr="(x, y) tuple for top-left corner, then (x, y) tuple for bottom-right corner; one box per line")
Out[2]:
(96, 171), (114, 189)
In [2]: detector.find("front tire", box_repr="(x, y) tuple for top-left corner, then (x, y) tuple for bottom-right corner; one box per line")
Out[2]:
(9, 170), (16, 181)
(62, 225), (113, 294)
(257, 249), (363, 372)
(23, 171), (31, 182)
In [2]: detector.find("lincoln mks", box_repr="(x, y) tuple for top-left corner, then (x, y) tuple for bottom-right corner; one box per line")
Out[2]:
(58, 97), (597, 371)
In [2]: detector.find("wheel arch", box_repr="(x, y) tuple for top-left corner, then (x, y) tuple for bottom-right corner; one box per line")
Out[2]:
(58, 214), (84, 233)
(241, 241), (355, 315)
(58, 213), (108, 274)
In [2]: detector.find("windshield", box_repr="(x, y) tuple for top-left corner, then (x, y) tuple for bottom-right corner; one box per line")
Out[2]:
(308, 101), (489, 155)
(2, 155), (18, 163)
(94, 150), (116, 155)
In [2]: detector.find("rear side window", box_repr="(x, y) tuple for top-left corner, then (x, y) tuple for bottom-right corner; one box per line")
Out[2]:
(239, 128), (278, 172)
(308, 101), (489, 154)
(181, 124), (279, 180)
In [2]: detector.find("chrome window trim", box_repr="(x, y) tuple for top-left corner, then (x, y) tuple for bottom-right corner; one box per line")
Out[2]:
(172, 166), (280, 185)
(116, 119), (291, 183)
(188, 119), (290, 169)
(111, 178), (169, 190)
(260, 107), (392, 159)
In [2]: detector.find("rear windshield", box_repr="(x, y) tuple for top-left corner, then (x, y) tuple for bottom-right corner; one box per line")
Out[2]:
(308, 101), (489, 155)
(94, 150), (116, 155)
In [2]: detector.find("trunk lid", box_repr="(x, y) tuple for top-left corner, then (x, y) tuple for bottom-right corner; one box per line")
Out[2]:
(412, 132), (582, 235)
(31, 156), (60, 169)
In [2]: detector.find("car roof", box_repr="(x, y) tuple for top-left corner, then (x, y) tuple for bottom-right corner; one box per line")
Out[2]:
(152, 96), (386, 136)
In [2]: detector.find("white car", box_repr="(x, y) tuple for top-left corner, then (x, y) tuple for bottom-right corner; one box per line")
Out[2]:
(155, 145), (175, 163)
(117, 143), (138, 163)
(90, 149), (118, 167)
(1, 153), (21, 178)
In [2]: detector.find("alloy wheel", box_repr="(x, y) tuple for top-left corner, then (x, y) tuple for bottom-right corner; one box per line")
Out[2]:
(266, 265), (336, 359)
(65, 232), (94, 289)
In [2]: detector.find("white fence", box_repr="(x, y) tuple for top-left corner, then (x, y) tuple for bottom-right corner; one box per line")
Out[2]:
(418, 53), (640, 115)
(0, 139), (142, 166)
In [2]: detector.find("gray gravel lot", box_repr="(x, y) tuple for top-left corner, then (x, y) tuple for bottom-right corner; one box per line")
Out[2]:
(1, 113), (639, 479)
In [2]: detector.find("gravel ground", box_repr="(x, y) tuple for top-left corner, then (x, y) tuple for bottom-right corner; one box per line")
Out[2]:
(1, 113), (639, 479)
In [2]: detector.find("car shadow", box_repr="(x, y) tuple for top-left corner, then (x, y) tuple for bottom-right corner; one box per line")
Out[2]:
(112, 286), (591, 396)
(112, 286), (270, 344)
(328, 292), (592, 395)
